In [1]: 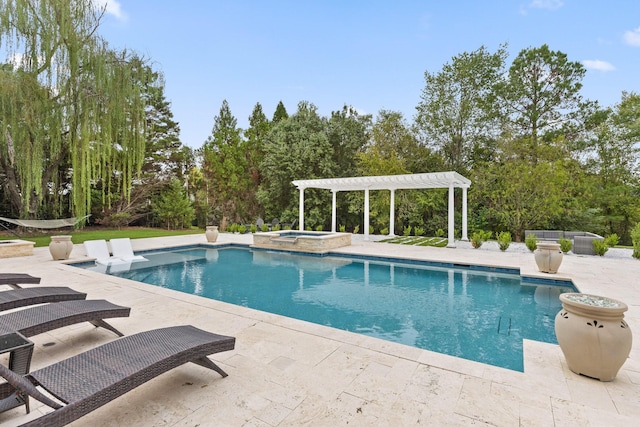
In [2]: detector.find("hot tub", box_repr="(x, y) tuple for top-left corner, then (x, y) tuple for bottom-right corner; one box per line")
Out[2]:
(0, 240), (35, 258)
(252, 230), (351, 253)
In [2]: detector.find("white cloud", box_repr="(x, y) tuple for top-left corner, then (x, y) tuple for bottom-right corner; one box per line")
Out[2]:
(529, 0), (564, 10)
(623, 27), (640, 46)
(92, 0), (127, 22)
(582, 59), (616, 72)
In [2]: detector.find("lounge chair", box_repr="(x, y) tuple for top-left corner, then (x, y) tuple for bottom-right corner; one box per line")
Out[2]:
(109, 238), (147, 262)
(83, 240), (127, 266)
(0, 274), (40, 290)
(0, 287), (86, 312)
(0, 325), (235, 426)
(0, 300), (130, 338)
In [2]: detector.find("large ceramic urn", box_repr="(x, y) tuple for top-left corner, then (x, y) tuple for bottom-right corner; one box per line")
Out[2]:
(205, 226), (219, 242)
(534, 242), (563, 273)
(49, 235), (73, 260)
(555, 293), (632, 381)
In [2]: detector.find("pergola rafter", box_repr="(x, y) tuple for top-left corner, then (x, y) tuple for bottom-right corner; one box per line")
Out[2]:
(292, 172), (471, 247)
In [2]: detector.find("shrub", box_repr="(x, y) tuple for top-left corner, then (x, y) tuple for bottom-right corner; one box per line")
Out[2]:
(249, 224), (257, 233)
(414, 226), (424, 236)
(403, 225), (412, 236)
(305, 226), (312, 231)
(525, 234), (538, 252)
(339, 224), (346, 232)
(604, 234), (619, 247)
(272, 224), (281, 231)
(435, 228), (444, 237)
(632, 223), (640, 259)
(380, 227), (388, 235)
(315, 225), (323, 231)
(228, 223), (238, 233)
(261, 224), (269, 232)
(496, 231), (511, 251)
(369, 225), (374, 234)
(353, 225), (360, 234)
(471, 230), (492, 249)
(558, 238), (572, 253)
(592, 239), (608, 256)
(237, 224), (247, 234)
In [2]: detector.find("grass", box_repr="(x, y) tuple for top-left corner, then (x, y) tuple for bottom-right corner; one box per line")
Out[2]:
(379, 236), (448, 247)
(0, 227), (203, 248)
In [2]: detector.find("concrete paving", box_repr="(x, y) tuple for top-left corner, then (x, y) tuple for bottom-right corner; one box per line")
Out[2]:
(0, 232), (638, 426)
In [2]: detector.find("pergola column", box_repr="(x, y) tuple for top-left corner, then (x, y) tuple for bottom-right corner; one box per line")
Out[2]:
(447, 184), (455, 248)
(331, 190), (337, 232)
(462, 186), (468, 241)
(389, 189), (396, 236)
(298, 187), (305, 231)
(364, 187), (370, 241)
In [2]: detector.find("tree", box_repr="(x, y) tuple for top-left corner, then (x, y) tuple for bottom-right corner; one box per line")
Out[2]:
(498, 44), (587, 158)
(415, 45), (507, 172)
(0, 0), (150, 219)
(257, 101), (334, 227)
(272, 100), (289, 123)
(202, 100), (248, 226)
(152, 178), (194, 229)
(243, 102), (269, 217)
(326, 105), (372, 177)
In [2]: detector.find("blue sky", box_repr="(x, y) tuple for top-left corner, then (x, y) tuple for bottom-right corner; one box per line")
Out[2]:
(97, 1), (640, 148)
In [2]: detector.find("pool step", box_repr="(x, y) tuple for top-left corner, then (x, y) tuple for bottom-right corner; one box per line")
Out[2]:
(497, 316), (512, 335)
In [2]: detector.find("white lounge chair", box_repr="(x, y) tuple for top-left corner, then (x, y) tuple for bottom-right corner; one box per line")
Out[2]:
(110, 238), (147, 262)
(83, 240), (127, 266)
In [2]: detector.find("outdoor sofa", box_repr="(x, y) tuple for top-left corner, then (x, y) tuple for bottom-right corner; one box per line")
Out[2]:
(524, 230), (604, 255)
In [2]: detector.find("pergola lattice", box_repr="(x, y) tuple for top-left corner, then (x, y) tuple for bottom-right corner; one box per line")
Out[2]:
(292, 171), (471, 247)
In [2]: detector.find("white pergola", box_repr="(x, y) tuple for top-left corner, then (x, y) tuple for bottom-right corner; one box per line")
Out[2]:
(292, 171), (471, 247)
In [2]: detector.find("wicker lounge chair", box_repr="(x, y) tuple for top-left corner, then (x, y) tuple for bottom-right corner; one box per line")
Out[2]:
(0, 287), (87, 312)
(0, 300), (130, 338)
(0, 274), (40, 290)
(0, 325), (235, 426)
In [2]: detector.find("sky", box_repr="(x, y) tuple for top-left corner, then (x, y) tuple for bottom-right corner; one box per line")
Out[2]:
(96, 0), (640, 148)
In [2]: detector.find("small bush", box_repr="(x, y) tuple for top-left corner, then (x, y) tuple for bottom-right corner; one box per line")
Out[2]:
(525, 234), (538, 252)
(414, 226), (424, 236)
(632, 223), (640, 259)
(558, 238), (572, 253)
(272, 224), (281, 231)
(249, 224), (257, 233)
(593, 239), (608, 256)
(496, 231), (511, 251)
(471, 230), (492, 249)
(380, 227), (388, 235)
(315, 225), (323, 231)
(403, 225), (412, 236)
(261, 224), (269, 232)
(228, 223), (238, 233)
(353, 225), (360, 234)
(339, 224), (346, 232)
(435, 228), (445, 237)
(369, 225), (374, 234)
(237, 224), (247, 234)
(604, 234), (619, 247)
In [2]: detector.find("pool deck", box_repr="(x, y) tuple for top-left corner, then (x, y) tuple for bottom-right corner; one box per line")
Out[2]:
(1, 233), (639, 426)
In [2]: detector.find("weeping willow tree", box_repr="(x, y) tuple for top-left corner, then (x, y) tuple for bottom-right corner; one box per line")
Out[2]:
(0, 0), (148, 219)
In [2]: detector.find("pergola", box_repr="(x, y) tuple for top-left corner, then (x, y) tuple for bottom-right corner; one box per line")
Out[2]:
(292, 171), (471, 247)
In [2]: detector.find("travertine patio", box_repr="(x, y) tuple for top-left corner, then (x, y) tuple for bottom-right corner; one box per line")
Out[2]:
(0, 233), (638, 426)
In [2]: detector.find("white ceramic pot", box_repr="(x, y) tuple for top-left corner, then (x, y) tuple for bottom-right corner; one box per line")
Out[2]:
(205, 226), (219, 242)
(49, 235), (73, 260)
(555, 293), (632, 381)
(534, 242), (563, 273)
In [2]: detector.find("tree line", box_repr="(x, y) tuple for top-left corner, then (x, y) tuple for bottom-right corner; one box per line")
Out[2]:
(1, 1), (638, 244)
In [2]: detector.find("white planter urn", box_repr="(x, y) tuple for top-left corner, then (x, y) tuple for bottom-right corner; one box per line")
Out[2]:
(555, 293), (632, 381)
(49, 235), (73, 260)
(205, 226), (219, 242)
(534, 242), (563, 273)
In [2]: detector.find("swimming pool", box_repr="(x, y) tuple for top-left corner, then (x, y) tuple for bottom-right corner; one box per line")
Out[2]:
(77, 245), (575, 371)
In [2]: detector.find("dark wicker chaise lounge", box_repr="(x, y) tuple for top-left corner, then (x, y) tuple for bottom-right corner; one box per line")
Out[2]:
(0, 274), (41, 290)
(0, 325), (236, 426)
(0, 287), (87, 312)
(0, 300), (130, 338)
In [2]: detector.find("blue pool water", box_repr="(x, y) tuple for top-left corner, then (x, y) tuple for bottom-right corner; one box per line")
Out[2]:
(78, 246), (575, 371)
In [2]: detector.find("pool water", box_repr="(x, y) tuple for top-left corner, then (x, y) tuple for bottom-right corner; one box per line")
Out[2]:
(81, 246), (574, 371)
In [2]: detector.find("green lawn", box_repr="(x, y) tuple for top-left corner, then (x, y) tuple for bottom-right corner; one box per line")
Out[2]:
(0, 227), (204, 248)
